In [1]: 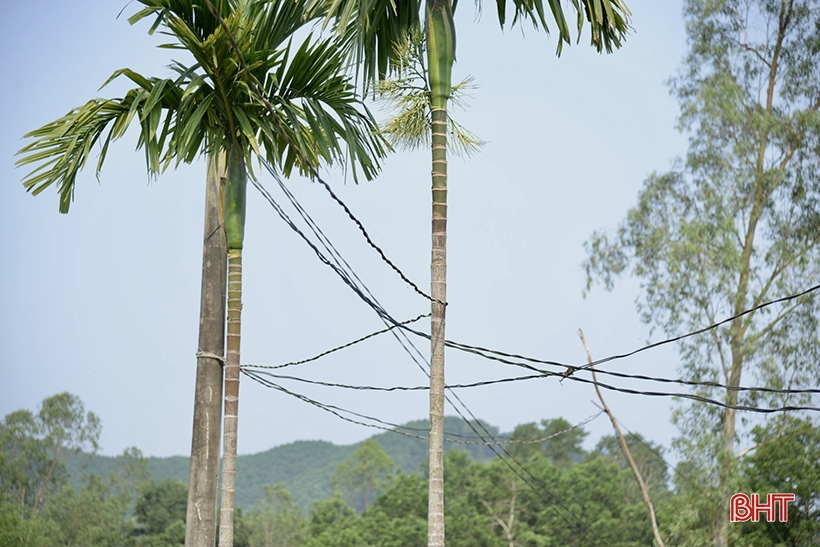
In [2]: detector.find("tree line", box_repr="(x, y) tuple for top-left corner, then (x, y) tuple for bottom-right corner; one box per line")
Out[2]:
(15, 0), (820, 545)
(2, 393), (818, 546)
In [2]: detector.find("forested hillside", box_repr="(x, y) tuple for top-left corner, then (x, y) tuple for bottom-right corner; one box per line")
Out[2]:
(4, 393), (819, 546)
(66, 416), (499, 510)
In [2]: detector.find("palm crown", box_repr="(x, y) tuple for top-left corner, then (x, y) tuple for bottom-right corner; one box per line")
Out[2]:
(16, 3), (390, 545)
(316, 0), (631, 85)
(17, 0), (387, 213)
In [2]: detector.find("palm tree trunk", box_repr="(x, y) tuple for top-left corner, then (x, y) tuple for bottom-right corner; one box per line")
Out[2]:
(426, 2), (454, 546)
(186, 151), (227, 547)
(218, 247), (243, 547)
(219, 145), (247, 547)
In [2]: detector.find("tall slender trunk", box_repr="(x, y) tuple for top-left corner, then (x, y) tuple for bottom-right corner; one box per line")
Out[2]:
(426, 2), (454, 546)
(218, 248), (243, 547)
(219, 145), (247, 547)
(715, 186), (765, 547)
(186, 152), (227, 547)
(715, 8), (789, 545)
(31, 444), (62, 520)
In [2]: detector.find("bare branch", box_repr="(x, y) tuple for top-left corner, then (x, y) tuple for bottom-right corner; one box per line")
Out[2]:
(736, 424), (816, 459)
(579, 329), (665, 547)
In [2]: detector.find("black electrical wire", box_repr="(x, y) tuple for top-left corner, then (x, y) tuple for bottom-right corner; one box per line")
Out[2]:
(245, 313), (429, 370)
(246, 173), (608, 544)
(242, 368), (611, 545)
(312, 174), (444, 306)
(242, 328), (820, 397)
(200, 6), (754, 543)
(386, 283), (820, 379)
(242, 369), (602, 445)
(239, 366), (820, 405)
(439, 343), (820, 413)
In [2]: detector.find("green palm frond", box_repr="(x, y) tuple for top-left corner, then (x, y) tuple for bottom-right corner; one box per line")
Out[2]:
(489, 0), (631, 54)
(377, 30), (484, 157)
(321, 0), (630, 83)
(18, 0), (388, 213)
(256, 32), (387, 180)
(315, 0), (423, 85)
(129, 0), (237, 41)
(16, 72), (181, 213)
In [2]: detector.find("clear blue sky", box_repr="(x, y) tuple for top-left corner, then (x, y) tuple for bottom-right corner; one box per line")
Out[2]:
(1, 1), (689, 459)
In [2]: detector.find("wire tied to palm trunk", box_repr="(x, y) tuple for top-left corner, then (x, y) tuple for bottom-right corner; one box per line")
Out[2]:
(202, 0), (446, 307)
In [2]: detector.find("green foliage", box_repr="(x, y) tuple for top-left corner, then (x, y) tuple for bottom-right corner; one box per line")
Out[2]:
(737, 416), (820, 546)
(41, 474), (133, 547)
(0, 395), (156, 547)
(584, 0), (820, 541)
(243, 483), (308, 547)
(319, 0), (631, 88)
(376, 29), (484, 158)
(0, 393), (101, 520)
(305, 494), (361, 547)
(17, 0), (388, 213)
(135, 478), (188, 537)
(593, 433), (670, 503)
(507, 417), (588, 466)
(232, 418), (496, 511)
(14, 393), (819, 547)
(236, 440), (356, 511)
(332, 439), (397, 512)
(442, 451), (496, 547)
(0, 497), (61, 547)
(302, 448), (659, 547)
(233, 507), (253, 547)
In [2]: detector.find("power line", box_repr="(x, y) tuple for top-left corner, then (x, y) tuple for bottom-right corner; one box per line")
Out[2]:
(250, 175), (392, 322)
(201, 7), (657, 543)
(242, 328), (820, 396)
(198, 0), (436, 308)
(239, 366), (820, 399)
(243, 369), (611, 545)
(242, 173), (608, 544)
(437, 344), (820, 413)
(312, 176), (444, 306)
(392, 283), (820, 378)
(239, 367), (540, 391)
(245, 313), (429, 371)
(245, 173), (610, 540)
(239, 174), (820, 401)
(242, 364), (820, 414)
(572, 282), (820, 374)
(218, 5), (816, 482)
(582, 367), (820, 395)
(242, 369), (602, 446)
(194, 27), (598, 540)
(238, 79), (820, 543)
(566, 374), (820, 413)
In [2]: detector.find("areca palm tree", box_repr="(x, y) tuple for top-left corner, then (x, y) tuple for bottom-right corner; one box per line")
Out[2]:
(16, 1), (386, 546)
(318, 1), (631, 545)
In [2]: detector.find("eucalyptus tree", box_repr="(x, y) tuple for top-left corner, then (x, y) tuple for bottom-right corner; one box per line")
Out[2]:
(584, 1), (820, 545)
(0, 393), (101, 521)
(318, 1), (630, 545)
(16, 1), (386, 546)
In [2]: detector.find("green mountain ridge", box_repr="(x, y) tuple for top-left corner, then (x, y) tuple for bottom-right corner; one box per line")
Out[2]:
(66, 417), (499, 510)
